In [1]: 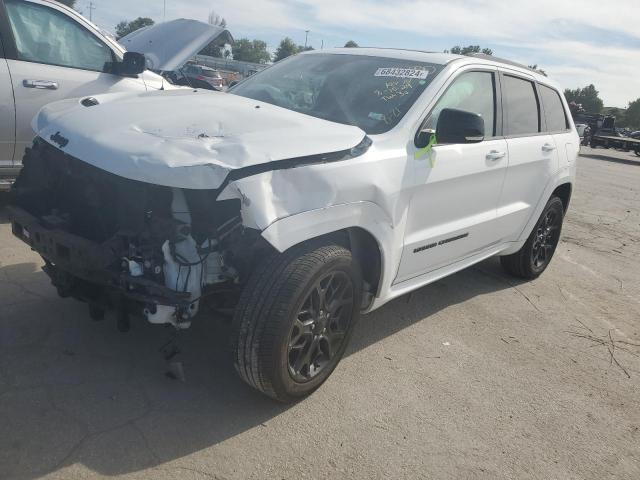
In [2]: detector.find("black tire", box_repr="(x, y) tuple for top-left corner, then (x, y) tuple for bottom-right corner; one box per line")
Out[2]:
(231, 240), (362, 402)
(500, 196), (564, 280)
(634, 148), (640, 157)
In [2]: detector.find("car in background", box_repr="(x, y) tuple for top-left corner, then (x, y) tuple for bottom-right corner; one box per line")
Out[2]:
(575, 123), (587, 139)
(0, 0), (231, 190)
(630, 131), (640, 140)
(182, 64), (224, 90)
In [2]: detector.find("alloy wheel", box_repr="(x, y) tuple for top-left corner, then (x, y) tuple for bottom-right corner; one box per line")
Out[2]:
(288, 271), (354, 382)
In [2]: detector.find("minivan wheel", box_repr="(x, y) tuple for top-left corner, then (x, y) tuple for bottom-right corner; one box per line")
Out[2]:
(231, 241), (362, 402)
(500, 196), (564, 280)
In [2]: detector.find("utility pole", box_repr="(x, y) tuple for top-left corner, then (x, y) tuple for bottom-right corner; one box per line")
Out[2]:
(88, 1), (96, 22)
(304, 30), (310, 49)
(163, 0), (166, 22)
(321, 39), (324, 50)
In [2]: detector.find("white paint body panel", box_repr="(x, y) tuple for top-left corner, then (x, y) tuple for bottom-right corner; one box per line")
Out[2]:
(33, 89), (366, 189)
(28, 49), (579, 312)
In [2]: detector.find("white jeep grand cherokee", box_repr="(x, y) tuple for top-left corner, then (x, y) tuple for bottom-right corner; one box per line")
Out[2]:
(8, 48), (578, 402)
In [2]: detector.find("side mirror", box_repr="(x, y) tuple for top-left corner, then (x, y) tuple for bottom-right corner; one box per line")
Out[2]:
(118, 52), (146, 75)
(436, 108), (485, 144)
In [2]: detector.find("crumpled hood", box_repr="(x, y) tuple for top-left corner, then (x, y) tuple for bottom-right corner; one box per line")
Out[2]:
(32, 90), (367, 189)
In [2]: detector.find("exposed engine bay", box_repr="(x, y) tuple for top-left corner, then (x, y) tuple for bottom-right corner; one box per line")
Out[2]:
(9, 139), (267, 330)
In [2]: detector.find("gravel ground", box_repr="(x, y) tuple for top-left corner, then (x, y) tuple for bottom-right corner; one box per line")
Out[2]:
(1, 147), (639, 480)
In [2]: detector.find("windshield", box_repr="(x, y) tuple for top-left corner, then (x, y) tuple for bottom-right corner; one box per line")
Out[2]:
(230, 53), (443, 134)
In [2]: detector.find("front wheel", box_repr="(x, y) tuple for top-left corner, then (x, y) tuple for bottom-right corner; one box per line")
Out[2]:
(500, 196), (565, 279)
(635, 147), (640, 157)
(231, 241), (362, 402)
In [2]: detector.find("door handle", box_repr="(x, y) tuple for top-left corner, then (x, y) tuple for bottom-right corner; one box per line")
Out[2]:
(23, 79), (59, 90)
(486, 150), (506, 161)
(542, 143), (556, 152)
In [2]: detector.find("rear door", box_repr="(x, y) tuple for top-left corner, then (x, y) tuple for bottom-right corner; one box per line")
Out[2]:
(2, 0), (147, 164)
(494, 72), (560, 241)
(538, 83), (578, 171)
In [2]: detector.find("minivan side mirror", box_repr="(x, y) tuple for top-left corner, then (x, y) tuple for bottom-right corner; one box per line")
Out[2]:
(436, 108), (485, 144)
(117, 52), (146, 76)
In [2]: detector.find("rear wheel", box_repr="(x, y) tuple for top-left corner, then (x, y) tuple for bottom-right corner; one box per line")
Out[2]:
(231, 240), (361, 402)
(500, 196), (564, 279)
(634, 147), (640, 157)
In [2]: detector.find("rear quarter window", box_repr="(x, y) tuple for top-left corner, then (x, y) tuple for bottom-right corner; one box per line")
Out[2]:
(540, 85), (569, 132)
(503, 75), (540, 136)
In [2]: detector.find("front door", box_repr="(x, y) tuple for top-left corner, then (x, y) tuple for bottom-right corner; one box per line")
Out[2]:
(3, 0), (147, 164)
(397, 69), (508, 283)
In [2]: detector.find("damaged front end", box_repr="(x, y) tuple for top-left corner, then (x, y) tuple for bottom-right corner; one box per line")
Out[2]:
(9, 139), (266, 330)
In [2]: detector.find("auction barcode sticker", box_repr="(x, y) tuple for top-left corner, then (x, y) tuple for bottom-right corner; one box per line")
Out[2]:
(374, 68), (430, 79)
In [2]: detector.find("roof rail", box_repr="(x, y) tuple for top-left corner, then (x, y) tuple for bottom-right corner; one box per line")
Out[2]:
(466, 53), (540, 74)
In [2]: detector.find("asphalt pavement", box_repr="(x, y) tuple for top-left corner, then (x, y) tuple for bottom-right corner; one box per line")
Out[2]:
(1, 147), (639, 479)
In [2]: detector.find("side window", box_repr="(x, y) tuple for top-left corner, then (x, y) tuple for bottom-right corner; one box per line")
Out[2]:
(5, 0), (112, 72)
(540, 85), (569, 132)
(503, 75), (540, 136)
(425, 71), (496, 136)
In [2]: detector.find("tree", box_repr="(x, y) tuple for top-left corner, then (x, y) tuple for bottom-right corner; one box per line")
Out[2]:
(446, 45), (493, 56)
(344, 40), (359, 48)
(231, 38), (271, 64)
(199, 10), (228, 57)
(563, 84), (604, 114)
(274, 37), (300, 62)
(208, 10), (227, 28)
(528, 64), (547, 77)
(115, 17), (154, 40)
(625, 98), (640, 130)
(273, 37), (314, 62)
(55, 0), (76, 7)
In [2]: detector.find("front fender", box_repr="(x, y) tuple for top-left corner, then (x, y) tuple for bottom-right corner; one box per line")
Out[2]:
(260, 201), (405, 302)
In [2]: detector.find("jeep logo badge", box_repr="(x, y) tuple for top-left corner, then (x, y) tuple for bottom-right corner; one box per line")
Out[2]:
(50, 131), (69, 148)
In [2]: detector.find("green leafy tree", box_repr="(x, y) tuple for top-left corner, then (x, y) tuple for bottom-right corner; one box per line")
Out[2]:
(446, 45), (493, 56)
(231, 38), (271, 64)
(199, 10), (228, 57)
(344, 40), (359, 48)
(625, 98), (640, 130)
(274, 37), (300, 62)
(563, 84), (604, 114)
(55, 0), (76, 7)
(273, 37), (313, 62)
(115, 17), (155, 40)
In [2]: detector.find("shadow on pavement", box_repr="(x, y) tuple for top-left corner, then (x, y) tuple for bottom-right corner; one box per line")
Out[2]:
(0, 257), (517, 478)
(580, 152), (640, 167)
(0, 192), (10, 224)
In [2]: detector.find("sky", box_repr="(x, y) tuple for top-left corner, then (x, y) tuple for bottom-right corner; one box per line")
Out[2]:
(75, 0), (640, 107)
